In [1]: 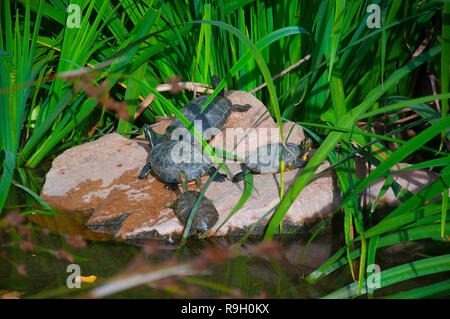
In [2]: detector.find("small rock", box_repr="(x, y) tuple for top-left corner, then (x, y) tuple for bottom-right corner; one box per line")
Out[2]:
(40, 133), (150, 212)
(356, 157), (439, 207)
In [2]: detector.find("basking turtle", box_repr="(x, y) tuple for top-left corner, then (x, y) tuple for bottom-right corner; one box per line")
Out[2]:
(231, 138), (313, 182)
(165, 75), (252, 143)
(138, 124), (227, 190)
(172, 171), (219, 239)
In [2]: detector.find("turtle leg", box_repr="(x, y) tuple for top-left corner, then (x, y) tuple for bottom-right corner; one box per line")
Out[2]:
(231, 103), (252, 112)
(291, 159), (308, 169)
(211, 75), (225, 97)
(164, 183), (179, 191)
(195, 177), (202, 187)
(138, 162), (152, 179)
(207, 166), (227, 182)
(231, 166), (251, 183)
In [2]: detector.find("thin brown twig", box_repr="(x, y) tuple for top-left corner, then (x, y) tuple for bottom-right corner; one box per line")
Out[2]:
(134, 80), (215, 120)
(249, 54), (312, 94)
(357, 113), (419, 128)
(406, 26), (434, 64)
(385, 113), (420, 125)
(376, 108), (412, 121)
(428, 74), (441, 113)
(86, 263), (203, 298)
(356, 108), (414, 127)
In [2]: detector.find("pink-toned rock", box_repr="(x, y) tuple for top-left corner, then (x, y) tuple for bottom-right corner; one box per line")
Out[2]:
(39, 134), (329, 242)
(210, 90), (305, 160)
(355, 157), (439, 207)
(40, 133), (150, 212)
(37, 91), (439, 243)
(206, 162), (337, 236)
(149, 90), (305, 161)
(114, 162), (338, 241)
(85, 171), (178, 238)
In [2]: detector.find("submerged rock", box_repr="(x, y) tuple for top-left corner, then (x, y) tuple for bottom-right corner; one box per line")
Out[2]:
(37, 91), (439, 243)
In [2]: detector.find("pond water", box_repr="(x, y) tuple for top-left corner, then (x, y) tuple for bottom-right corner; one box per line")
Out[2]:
(0, 166), (448, 299)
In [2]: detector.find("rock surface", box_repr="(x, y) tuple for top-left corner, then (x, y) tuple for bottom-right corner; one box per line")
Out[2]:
(39, 132), (335, 242)
(151, 90), (305, 160)
(37, 90), (439, 243)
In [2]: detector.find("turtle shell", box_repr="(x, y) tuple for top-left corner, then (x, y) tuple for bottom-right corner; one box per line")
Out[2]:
(149, 140), (212, 183)
(173, 190), (219, 234)
(245, 142), (301, 173)
(165, 95), (232, 142)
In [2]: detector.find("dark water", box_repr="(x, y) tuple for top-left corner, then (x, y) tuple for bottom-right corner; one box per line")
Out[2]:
(0, 166), (448, 299)
(0, 208), (341, 298)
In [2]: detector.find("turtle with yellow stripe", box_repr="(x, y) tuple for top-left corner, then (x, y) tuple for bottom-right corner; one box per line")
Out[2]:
(138, 124), (226, 190)
(172, 171), (218, 239)
(231, 138), (312, 182)
(165, 75), (251, 143)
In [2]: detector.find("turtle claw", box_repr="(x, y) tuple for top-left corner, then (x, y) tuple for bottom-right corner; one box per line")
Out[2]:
(231, 171), (246, 183)
(207, 167), (227, 182)
(164, 183), (178, 191)
(231, 166), (250, 183)
(231, 103), (252, 112)
(138, 162), (152, 179)
(213, 173), (227, 182)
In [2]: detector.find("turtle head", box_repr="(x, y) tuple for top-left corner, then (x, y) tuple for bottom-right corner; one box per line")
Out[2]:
(196, 228), (210, 239)
(143, 124), (160, 148)
(211, 75), (225, 97)
(179, 170), (190, 193)
(194, 220), (210, 239)
(298, 137), (312, 161)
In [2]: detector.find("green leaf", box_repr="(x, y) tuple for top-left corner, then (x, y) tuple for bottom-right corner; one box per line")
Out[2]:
(323, 254), (450, 298)
(11, 180), (52, 211)
(383, 279), (450, 299)
(264, 46), (441, 241)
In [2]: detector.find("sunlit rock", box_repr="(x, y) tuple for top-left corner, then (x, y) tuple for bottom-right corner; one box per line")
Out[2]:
(37, 91), (439, 243)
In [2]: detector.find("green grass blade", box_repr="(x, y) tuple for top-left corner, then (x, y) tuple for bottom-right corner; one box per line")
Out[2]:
(186, 20), (284, 143)
(264, 46), (441, 241)
(10, 180), (52, 211)
(307, 221), (448, 283)
(441, 3), (449, 148)
(366, 235), (380, 299)
(383, 279), (450, 299)
(0, 151), (15, 213)
(338, 115), (450, 223)
(323, 254), (450, 299)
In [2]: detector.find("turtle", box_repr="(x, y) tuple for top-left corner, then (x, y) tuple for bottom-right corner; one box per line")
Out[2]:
(138, 124), (227, 190)
(165, 75), (252, 143)
(172, 170), (219, 239)
(231, 138), (313, 182)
